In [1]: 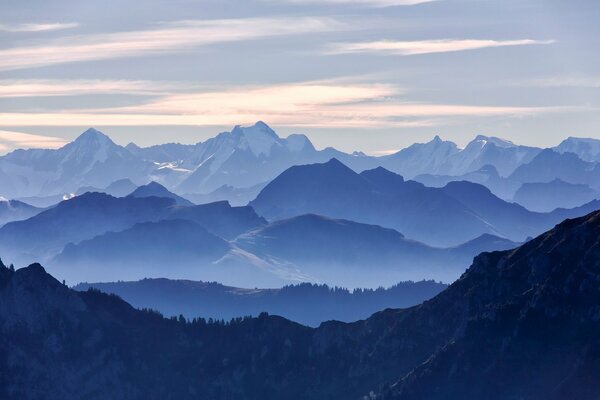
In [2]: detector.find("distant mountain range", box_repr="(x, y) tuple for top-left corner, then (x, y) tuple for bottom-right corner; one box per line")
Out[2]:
(250, 158), (600, 247)
(0, 198), (43, 227)
(1, 122), (598, 212)
(74, 279), (448, 327)
(2, 209), (599, 399)
(3, 158), (599, 286)
(0, 182), (519, 287)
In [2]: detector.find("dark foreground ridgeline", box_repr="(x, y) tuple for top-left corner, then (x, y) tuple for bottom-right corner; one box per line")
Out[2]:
(2, 211), (600, 399)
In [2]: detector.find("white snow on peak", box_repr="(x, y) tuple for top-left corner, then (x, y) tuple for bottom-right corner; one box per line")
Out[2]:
(471, 135), (515, 149)
(233, 122), (281, 157)
(0, 196), (8, 202)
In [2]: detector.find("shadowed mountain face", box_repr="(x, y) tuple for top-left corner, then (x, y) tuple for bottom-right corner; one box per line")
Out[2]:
(1, 210), (599, 399)
(74, 279), (448, 327)
(250, 159), (600, 247)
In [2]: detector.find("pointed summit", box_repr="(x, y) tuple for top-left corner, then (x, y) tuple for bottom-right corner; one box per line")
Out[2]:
(73, 128), (114, 145)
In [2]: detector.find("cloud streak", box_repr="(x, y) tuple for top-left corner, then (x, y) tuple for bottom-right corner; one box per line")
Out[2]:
(276, 0), (436, 6)
(0, 79), (189, 97)
(0, 17), (340, 71)
(327, 39), (554, 56)
(0, 80), (567, 129)
(0, 22), (79, 33)
(0, 129), (68, 150)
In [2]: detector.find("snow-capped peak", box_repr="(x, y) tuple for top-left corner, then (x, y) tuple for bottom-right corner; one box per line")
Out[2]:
(231, 122), (282, 157)
(470, 135), (515, 149)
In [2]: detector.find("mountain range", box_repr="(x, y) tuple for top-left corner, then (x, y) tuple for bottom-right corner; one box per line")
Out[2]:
(250, 158), (600, 247)
(4, 156), (600, 286)
(1, 123), (598, 212)
(74, 279), (448, 327)
(2, 208), (599, 399)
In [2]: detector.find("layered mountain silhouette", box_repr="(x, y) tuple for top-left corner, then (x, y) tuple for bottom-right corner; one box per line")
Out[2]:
(232, 214), (518, 286)
(250, 158), (600, 246)
(74, 279), (448, 327)
(514, 179), (599, 212)
(0, 198), (43, 227)
(2, 209), (599, 399)
(0, 192), (265, 269)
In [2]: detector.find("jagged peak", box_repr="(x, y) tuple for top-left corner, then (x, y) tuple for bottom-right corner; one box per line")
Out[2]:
(74, 128), (113, 144)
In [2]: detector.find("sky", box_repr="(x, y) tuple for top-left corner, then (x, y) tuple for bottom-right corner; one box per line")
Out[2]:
(0, 0), (599, 154)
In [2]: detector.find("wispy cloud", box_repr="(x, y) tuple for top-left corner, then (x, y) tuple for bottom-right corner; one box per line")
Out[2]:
(0, 129), (68, 150)
(0, 79), (190, 97)
(0, 17), (341, 71)
(0, 22), (79, 33)
(326, 39), (554, 56)
(524, 76), (600, 88)
(275, 0), (436, 6)
(0, 79), (567, 129)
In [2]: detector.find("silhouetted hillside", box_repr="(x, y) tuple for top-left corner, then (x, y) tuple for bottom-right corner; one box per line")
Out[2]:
(2, 210), (599, 399)
(74, 279), (447, 327)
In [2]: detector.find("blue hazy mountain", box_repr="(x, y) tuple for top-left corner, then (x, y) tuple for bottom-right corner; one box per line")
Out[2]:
(74, 279), (447, 327)
(167, 200), (266, 240)
(0, 192), (265, 269)
(509, 149), (600, 188)
(379, 135), (540, 179)
(0, 192), (175, 266)
(47, 211), (517, 287)
(233, 214), (518, 286)
(414, 164), (519, 199)
(250, 159), (600, 246)
(554, 136), (600, 162)
(52, 219), (232, 284)
(128, 181), (194, 206)
(183, 182), (268, 206)
(250, 159), (498, 247)
(0, 198), (43, 227)
(514, 179), (599, 212)
(2, 209), (599, 399)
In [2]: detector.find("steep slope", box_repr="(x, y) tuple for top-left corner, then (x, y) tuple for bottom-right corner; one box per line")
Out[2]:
(74, 279), (448, 327)
(128, 181), (194, 206)
(0, 198), (43, 227)
(514, 179), (599, 212)
(1, 211), (600, 399)
(250, 159), (496, 247)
